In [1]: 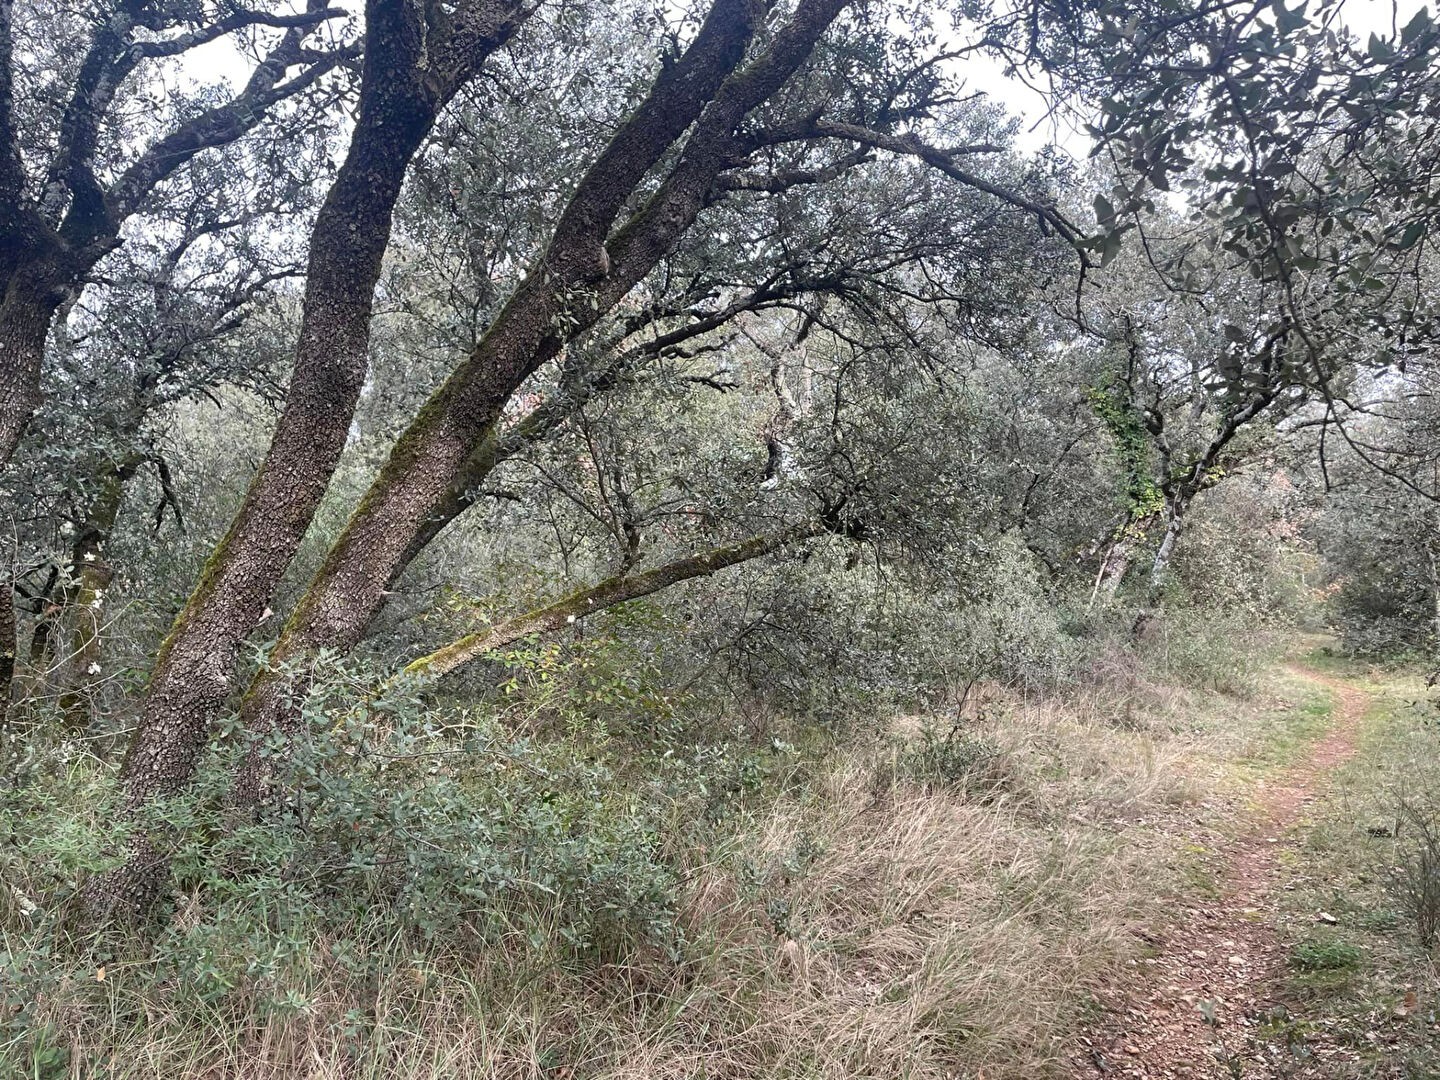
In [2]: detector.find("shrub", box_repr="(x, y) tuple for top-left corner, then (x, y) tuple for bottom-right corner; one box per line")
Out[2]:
(884, 724), (1009, 798)
(1390, 794), (1440, 950)
(1289, 937), (1362, 972)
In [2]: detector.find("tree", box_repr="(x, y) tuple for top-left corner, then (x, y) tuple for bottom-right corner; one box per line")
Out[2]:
(1078, 260), (1311, 605)
(86, 0), (534, 915)
(224, 0), (1083, 805)
(0, 0), (359, 724)
(7, 152), (316, 729)
(0, 0), (358, 467)
(88, 0), (1099, 915)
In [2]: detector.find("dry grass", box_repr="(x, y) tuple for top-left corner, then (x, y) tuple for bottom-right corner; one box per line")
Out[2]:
(8, 658), (1319, 1080)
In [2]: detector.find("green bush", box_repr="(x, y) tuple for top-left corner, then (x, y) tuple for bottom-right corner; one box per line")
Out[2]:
(884, 724), (1007, 797)
(1289, 937), (1362, 972)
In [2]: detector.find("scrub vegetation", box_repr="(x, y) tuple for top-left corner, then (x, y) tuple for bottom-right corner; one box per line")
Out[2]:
(0, 0), (1438, 1075)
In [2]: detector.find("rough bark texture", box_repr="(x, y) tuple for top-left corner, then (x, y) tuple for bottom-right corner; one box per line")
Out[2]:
(0, 569), (14, 732)
(232, 0), (849, 804)
(0, 264), (66, 466)
(92, 0), (527, 919)
(0, 0), (60, 464)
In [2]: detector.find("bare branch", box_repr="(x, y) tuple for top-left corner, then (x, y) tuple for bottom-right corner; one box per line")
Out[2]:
(104, 17), (359, 236)
(130, 6), (347, 59)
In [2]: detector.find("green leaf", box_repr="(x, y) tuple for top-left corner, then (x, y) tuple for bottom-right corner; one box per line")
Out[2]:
(1401, 6), (1432, 44)
(1099, 229), (1124, 267)
(1276, 2), (1309, 35)
(1396, 220), (1427, 250)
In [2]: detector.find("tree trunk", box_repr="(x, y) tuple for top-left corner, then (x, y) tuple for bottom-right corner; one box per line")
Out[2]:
(234, 527), (821, 801)
(230, 0), (839, 803)
(38, 456), (139, 730)
(1147, 502), (1187, 600)
(1426, 511), (1440, 654)
(408, 526), (822, 678)
(0, 267), (65, 468)
(0, 574), (14, 732)
(91, 2), (515, 920)
(1089, 511), (1159, 606)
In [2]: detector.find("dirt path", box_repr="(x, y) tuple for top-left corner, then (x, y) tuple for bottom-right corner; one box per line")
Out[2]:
(1075, 665), (1370, 1079)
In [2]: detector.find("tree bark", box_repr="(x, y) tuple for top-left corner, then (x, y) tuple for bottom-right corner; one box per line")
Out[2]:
(1147, 500), (1188, 600)
(54, 456), (140, 730)
(231, 0), (846, 805)
(1089, 511), (1159, 605)
(0, 572), (14, 733)
(93, 0), (527, 920)
(0, 265), (67, 467)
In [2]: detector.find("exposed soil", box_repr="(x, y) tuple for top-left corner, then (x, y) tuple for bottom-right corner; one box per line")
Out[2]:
(1073, 665), (1370, 1079)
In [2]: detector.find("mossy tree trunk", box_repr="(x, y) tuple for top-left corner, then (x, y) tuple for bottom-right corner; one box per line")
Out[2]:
(234, 526), (824, 801)
(92, 0), (530, 920)
(0, 566), (14, 732)
(53, 455), (142, 731)
(405, 526), (824, 679)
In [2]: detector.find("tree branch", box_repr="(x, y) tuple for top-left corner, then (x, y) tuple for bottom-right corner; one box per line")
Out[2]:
(404, 523), (823, 679)
(130, 6), (347, 59)
(806, 119), (1089, 254)
(0, 0), (23, 215)
(102, 12), (358, 238)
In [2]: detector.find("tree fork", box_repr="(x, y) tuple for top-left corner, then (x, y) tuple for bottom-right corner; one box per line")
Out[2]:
(228, 0), (789, 802)
(231, 0), (847, 785)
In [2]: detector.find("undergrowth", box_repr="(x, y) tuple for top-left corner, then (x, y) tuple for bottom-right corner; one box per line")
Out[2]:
(0, 621), (1297, 1079)
(1272, 665), (1440, 1077)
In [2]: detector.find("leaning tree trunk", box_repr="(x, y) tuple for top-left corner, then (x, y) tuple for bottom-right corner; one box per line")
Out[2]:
(407, 527), (822, 677)
(230, 0), (849, 806)
(234, 527), (822, 799)
(88, 2), (519, 920)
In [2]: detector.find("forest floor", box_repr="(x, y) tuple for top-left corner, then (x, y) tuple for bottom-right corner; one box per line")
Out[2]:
(10, 640), (1439, 1079)
(1075, 656), (1440, 1080)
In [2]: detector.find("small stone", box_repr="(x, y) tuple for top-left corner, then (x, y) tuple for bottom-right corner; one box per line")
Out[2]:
(1317, 911), (1338, 924)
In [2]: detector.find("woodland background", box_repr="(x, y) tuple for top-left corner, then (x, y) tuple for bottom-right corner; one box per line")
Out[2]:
(1, 0), (1439, 1074)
